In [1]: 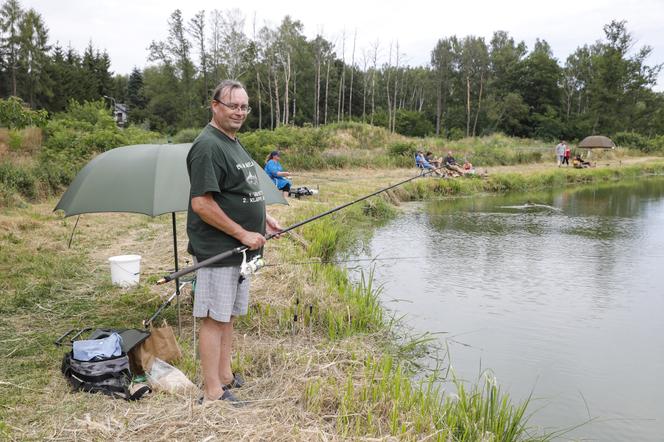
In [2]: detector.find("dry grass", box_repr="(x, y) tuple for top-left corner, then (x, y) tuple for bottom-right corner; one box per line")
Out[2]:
(0, 172), (426, 441)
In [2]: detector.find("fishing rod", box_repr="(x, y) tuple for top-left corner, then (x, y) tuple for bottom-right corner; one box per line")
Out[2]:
(263, 255), (425, 267)
(156, 167), (442, 284)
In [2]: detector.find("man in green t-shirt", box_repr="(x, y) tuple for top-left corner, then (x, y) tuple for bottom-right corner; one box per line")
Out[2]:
(187, 80), (282, 404)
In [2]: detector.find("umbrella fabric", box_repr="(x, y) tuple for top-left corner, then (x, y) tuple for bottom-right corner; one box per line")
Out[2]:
(578, 135), (615, 149)
(55, 143), (287, 217)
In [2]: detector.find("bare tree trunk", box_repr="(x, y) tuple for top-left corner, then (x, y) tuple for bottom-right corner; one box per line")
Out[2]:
(368, 40), (379, 125)
(324, 58), (331, 125)
(385, 43), (393, 132)
(282, 52), (290, 126)
(256, 69), (263, 129)
(267, 69), (274, 129)
(435, 81), (442, 136)
(348, 29), (357, 119)
(337, 30), (346, 122)
(252, 15), (262, 129)
(391, 42), (400, 132)
(361, 51), (368, 122)
(273, 67), (281, 127)
(472, 71), (484, 137)
(314, 48), (321, 126)
(292, 70), (296, 125)
(466, 75), (471, 137)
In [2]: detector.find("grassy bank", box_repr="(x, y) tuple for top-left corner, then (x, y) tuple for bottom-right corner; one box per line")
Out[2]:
(0, 162), (577, 440)
(3, 115), (659, 209)
(397, 161), (664, 200)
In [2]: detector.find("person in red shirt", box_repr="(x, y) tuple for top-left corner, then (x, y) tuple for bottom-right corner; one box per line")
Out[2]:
(562, 143), (571, 166)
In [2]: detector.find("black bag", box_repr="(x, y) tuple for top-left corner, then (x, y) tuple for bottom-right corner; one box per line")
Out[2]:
(61, 351), (150, 401)
(288, 186), (316, 198)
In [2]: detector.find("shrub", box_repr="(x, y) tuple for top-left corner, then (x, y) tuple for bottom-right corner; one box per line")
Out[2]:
(0, 97), (48, 129)
(0, 162), (37, 198)
(8, 130), (22, 151)
(55, 99), (115, 129)
(613, 131), (649, 150)
(240, 125), (329, 161)
(447, 127), (465, 140)
(172, 127), (202, 143)
(648, 135), (664, 153)
(387, 141), (416, 158)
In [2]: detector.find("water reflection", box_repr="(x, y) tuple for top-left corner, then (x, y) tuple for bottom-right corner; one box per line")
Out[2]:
(350, 177), (664, 441)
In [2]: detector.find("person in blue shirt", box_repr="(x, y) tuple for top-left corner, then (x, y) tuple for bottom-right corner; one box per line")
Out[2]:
(264, 150), (292, 196)
(415, 151), (443, 176)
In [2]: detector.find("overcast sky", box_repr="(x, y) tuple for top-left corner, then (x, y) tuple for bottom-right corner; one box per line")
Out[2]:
(22, 0), (664, 91)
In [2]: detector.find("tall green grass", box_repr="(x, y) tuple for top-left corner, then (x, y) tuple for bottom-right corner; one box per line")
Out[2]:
(304, 355), (542, 441)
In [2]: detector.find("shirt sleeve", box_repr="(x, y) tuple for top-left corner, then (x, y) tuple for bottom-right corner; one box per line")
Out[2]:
(264, 160), (278, 179)
(188, 142), (222, 197)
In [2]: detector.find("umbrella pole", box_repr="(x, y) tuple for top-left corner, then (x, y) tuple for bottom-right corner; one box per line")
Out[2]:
(172, 212), (181, 336)
(67, 215), (81, 249)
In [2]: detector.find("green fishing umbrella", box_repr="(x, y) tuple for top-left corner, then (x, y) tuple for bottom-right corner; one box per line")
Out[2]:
(55, 143), (286, 216)
(55, 143), (287, 283)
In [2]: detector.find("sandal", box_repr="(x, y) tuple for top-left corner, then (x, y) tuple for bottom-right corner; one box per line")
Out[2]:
(198, 386), (247, 407)
(225, 373), (245, 389)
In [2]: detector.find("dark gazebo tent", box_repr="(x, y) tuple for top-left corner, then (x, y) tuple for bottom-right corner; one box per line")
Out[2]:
(579, 135), (616, 149)
(578, 135), (615, 157)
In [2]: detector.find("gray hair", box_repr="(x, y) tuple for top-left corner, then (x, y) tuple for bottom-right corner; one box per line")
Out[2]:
(212, 80), (245, 102)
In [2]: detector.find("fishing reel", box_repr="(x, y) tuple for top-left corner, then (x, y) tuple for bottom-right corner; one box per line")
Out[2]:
(239, 249), (266, 281)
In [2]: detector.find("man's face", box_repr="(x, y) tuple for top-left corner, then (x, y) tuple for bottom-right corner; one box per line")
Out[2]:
(211, 87), (249, 135)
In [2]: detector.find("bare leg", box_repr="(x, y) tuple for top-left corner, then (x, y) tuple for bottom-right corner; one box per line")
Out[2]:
(200, 317), (226, 400)
(218, 317), (234, 386)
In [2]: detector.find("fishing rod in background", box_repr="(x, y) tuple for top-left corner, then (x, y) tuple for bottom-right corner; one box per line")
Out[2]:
(156, 167), (442, 285)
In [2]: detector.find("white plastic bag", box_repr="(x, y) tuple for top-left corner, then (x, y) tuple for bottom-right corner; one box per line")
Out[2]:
(147, 358), (196, 394)
(72, 332), (122, 361)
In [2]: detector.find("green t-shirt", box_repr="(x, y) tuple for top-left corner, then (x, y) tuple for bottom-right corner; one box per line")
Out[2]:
(186, 124), (266, 266)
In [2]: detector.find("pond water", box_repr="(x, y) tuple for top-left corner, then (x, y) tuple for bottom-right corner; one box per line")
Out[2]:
(348, 177), (664, 441)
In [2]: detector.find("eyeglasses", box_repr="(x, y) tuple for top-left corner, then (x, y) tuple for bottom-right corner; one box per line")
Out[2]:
(214, 99), (251, 114)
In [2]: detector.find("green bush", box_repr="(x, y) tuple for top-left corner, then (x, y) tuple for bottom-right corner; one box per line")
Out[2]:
(614, 131), (649, 150)
(172, 127), (202, 143)
(0, 97), (48, 129)
(387, 141), (416, 158)
(241, 125), (329, 162)
(36, 99), (161, 194)
(55, 99), (115, 129)
(0, 162), (37, 198)
(394, 109), (435, 137)
(649, 135), (664, 153)
(448, 127), (465, 140)
(8, 130), (23, 151)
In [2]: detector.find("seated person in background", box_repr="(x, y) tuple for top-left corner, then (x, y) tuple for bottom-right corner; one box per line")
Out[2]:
(463, 159), (475, 174)
(415, 151), (443, 176)
(425, 151), (442, 168)
(443, 151), (466, 175)
(264, 150), (292, 196)
(573, 154), (591, 169)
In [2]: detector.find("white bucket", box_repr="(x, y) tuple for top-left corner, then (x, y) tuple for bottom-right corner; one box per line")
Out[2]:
(108, 255), (141, 287)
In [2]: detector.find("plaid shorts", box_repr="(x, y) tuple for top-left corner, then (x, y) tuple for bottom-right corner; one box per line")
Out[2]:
(193, 265), (250, 323)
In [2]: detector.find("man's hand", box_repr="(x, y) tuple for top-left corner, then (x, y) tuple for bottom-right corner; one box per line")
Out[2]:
(238, 230), (266, 250)
(266, 214), (283, 238)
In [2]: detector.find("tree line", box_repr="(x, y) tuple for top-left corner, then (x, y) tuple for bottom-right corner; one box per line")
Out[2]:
(1, 0), (662, 140)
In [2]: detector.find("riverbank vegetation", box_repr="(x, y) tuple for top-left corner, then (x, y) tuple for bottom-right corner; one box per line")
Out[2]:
(2, 100), (660, 209)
